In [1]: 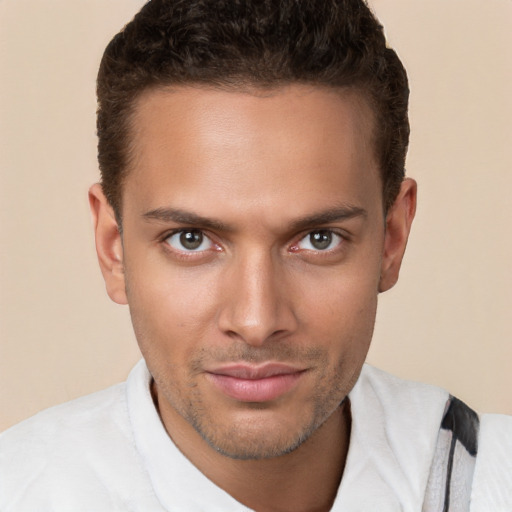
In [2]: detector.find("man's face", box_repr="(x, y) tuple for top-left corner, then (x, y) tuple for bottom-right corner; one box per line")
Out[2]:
(112, 85), (390, 459)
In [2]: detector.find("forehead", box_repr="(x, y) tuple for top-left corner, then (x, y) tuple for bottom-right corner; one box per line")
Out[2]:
(123, 84), (382, 225)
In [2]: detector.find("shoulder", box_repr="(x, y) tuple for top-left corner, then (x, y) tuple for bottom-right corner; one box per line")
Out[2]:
(470, 413), (512, 510)
(0, 385), (126, 506)
(0, 364), (160, 511)
(0, 382), (129, 462)
(0, 383), (126, 444)
(349, 365), (450, 449)
(351, 366), (512, 510)
(337, 365), (449, 510)
(353, 364), (449, 416)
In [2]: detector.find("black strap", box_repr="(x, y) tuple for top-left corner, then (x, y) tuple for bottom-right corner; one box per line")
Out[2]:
(423, 396), (480, 512)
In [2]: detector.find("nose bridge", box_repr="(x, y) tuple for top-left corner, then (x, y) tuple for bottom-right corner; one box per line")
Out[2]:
(218, 246), (295, 345)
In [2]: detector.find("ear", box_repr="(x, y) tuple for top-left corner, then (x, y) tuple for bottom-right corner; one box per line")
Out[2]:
(379, 178), (417, 293)
(88, 183), (128, 305)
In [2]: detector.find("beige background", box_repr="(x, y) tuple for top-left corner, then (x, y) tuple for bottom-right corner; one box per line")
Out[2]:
(1, 0), (511, 432)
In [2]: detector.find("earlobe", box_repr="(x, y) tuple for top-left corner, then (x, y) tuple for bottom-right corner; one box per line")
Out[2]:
(88, 183), (128, 305)
(379, 178), (417, 293)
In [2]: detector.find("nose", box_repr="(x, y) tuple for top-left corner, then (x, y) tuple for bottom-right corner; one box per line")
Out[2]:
(217, 249), (298, 346)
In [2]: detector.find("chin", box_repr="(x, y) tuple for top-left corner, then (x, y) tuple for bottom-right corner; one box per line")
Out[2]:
(199, 428), (312, 461)
(190, 407), (331, 460)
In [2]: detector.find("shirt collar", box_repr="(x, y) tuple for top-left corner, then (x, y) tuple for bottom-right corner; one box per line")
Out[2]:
(127, 360), (448, 511)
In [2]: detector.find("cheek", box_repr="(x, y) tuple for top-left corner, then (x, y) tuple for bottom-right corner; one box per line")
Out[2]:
(127, 250), (219, 314)
(296, 252), (380, 316)
(313, 286), (377, 348)
(124, 260), (221, 356)
(293, 261), (380, 356)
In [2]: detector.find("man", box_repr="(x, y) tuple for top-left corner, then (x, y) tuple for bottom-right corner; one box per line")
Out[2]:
(0, 0), (510, 510)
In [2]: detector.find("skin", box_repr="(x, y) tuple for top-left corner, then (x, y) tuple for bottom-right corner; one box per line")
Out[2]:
(90, 84), (416, 512)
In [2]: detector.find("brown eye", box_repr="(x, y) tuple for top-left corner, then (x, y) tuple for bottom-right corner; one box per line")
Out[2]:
(165, 230), (212, 252)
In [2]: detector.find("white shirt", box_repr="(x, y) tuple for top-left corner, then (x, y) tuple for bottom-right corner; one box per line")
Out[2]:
(0, 360), (509, 511)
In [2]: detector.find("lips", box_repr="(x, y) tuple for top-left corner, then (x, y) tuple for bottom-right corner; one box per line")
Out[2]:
(205, 363), (306, 402)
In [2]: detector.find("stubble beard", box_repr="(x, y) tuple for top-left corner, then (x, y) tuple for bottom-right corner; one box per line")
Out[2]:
(189, 394), (347, 461)
(163, 348), (353, 461)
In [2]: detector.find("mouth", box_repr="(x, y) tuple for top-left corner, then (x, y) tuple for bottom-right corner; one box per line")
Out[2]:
(205, 363), (307, 402)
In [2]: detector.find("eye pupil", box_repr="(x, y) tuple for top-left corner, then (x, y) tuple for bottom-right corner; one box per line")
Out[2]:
(310, 231), (332, 250)
(180, 230), (203, 250)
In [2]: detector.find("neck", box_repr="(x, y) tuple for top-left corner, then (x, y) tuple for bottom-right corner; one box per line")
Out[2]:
(155, 383), (351, 512)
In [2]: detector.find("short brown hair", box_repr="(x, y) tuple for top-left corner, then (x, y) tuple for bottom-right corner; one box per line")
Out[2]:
(97, 0), (409, 220)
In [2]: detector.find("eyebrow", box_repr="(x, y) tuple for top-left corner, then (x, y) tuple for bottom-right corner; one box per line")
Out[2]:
(142, 204), (367, 232)
(142, 207), (232, 232)
(289, 205), (367, 232)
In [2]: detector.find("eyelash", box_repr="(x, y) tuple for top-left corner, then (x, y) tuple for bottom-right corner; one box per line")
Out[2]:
(160, 229), (219, 260)
(291, 229), (347, 254)
(160, 228), (347, 259)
